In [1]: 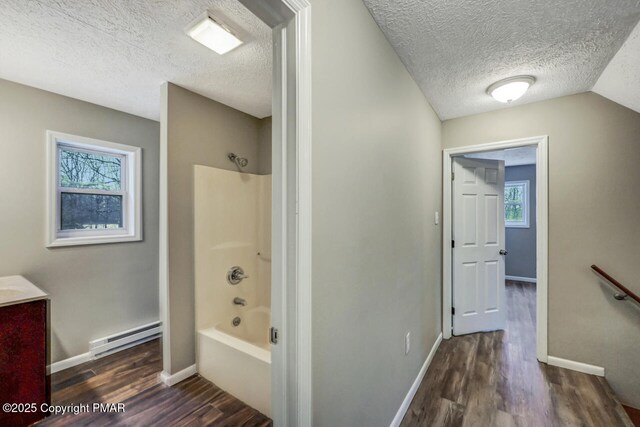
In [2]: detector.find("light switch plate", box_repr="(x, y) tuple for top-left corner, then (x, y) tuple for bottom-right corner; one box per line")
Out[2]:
(405, 332), (411, 355)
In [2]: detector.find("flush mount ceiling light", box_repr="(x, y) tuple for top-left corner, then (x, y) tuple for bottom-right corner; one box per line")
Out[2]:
(487, 76), (536, 103)
(187, 12), (243, 55)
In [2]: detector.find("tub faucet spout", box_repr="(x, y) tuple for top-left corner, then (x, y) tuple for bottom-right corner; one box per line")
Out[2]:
(233, 297), (247, 306)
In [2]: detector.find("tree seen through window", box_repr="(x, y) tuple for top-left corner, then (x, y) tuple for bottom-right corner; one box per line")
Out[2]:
(59, 148), (124, 230)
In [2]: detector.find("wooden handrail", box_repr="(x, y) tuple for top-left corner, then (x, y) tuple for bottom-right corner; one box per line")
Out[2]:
(591, 265), (640, 305)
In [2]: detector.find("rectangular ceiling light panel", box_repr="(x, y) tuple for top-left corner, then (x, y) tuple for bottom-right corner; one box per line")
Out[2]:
(188, 14), (243, 55)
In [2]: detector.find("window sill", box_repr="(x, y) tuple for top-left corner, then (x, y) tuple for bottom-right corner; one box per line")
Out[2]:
(47, 233), (142, 248)
(506, 224), (530, 229)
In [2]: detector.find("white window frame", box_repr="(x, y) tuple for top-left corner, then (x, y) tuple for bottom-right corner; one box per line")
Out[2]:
(505, 180), (530, 228)
(46, 131), (142, 247)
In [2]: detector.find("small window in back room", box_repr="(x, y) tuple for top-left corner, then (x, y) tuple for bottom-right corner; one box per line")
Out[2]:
(505, 180), (529, 228)
(46, 131), (142, 247)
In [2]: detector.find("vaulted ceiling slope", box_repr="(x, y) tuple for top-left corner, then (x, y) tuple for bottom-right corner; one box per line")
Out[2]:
(362, 0), (640, 120)
(593, 20), (640, 114)
(0, 0), (272, 121)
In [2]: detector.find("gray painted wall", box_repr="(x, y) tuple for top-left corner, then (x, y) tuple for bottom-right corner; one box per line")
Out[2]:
(505, 165), (537, 279)
(443, 92), (640, 408)
(311, 0), (442, 425)
(0, 78), (160, 363)
(162, 83), (270, 373)
(258, 116), (272, 175)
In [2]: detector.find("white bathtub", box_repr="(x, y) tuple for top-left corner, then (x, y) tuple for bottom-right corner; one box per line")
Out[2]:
(197, 306), (271, 416)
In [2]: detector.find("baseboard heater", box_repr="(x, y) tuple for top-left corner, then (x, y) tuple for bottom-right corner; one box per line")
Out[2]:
(89, 321), (161, 359)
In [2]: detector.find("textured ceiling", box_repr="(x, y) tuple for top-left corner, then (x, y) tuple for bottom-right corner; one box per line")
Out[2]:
(464, 146), (536, 167)
(593, 20), (640, 114)
(0, 0), (272, 120)
(363, 0), (640, 120)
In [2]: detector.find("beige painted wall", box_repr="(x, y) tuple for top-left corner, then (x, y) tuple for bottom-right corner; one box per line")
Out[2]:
(258, 116), (272, 175)
(311, 0), (443, 425)
(0, 78), (160, 363)
(163, 83), (269, 373)
(443, 92), (640, 407)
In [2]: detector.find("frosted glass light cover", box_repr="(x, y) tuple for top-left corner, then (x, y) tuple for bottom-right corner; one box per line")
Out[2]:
(488, 76), (535, 103)
(188, 15), (242, 55)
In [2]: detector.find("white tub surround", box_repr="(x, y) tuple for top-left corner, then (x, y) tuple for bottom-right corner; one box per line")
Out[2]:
(194, 167), (272, 333)
(194, 166), (272, 416)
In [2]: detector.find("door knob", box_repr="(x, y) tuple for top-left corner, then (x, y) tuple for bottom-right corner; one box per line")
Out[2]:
(499, 249), (508, 255)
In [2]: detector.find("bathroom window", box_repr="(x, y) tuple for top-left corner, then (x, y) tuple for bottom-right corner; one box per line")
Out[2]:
(504, 180), (529, 228)
(46, 131), (142, 247)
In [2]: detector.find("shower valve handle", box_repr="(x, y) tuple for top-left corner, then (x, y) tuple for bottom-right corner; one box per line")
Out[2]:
(234, 271), (249, 280)
(227, 266), (248, 285)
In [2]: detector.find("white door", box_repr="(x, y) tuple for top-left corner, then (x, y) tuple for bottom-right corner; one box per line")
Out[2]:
(452, 157), (506, 335)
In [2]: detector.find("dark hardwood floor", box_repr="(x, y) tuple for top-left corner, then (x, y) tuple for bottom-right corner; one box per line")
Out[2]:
(36, 339), (271, 427)
(30, 282), (637, 427)
(401, 280), (634, 427)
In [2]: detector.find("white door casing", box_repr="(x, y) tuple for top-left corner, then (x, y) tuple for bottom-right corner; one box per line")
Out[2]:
(243, 1), (313, 425)
(452, 157), (506, 335)
(160, 0), (312, 425)
(254, 1), (312, 425)
(442, 135), (548, 362)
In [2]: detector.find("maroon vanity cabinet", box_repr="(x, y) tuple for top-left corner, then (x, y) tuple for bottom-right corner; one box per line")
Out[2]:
(0, 299), (49, 426)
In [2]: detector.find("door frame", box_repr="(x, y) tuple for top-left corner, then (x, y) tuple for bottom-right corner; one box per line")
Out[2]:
(442, 136), (549, 363)
(159, 1), (312, 426)
(254, 1), (313, 425)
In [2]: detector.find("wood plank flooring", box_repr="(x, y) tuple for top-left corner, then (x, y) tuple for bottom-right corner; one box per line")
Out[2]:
(36, 339), (271, 427)
(401, 280), (634, 427)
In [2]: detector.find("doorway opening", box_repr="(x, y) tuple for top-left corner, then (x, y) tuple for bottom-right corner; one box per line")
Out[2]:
(159, 1), (312, 425)
(442, 136), (548, 362)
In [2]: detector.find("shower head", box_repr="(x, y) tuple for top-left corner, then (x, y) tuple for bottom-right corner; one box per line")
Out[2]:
(228, 153), (248, 168)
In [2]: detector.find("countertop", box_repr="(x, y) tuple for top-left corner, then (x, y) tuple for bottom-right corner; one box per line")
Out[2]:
(0, 276), (48, 308)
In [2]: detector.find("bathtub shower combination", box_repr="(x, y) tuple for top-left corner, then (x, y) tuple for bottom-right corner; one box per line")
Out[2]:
(194, 165), (272, 416)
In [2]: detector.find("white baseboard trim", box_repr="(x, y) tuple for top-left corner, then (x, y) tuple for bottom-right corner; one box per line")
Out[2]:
(160, 364), (197, 386)
(506, 275), (537, 283)
(547, 356), (605, 377)
(390, 332), (443, 427)
(47, 352), (92, 375)
(47, 323), (162, 375)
